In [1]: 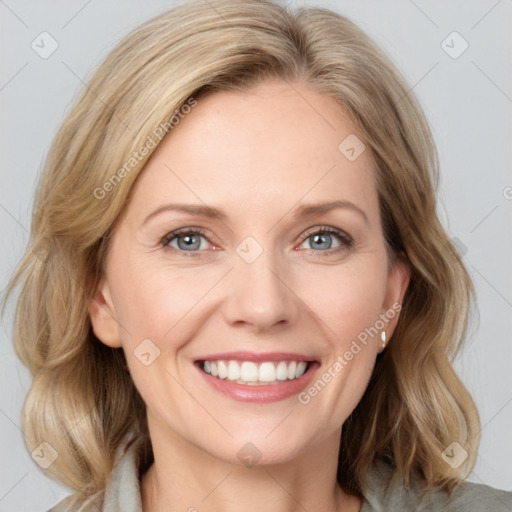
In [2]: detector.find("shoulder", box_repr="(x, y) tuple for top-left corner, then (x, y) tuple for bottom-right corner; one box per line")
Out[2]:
(47, 437), (143, 512)
(46, 492), (103, 512)
(448, 480), (512, 510)
(361, 458), (512, 512)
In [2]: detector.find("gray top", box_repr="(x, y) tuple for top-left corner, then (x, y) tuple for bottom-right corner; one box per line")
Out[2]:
(48, 439), (512, 511)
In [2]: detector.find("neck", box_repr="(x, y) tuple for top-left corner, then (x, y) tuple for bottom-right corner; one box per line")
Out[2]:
(140, 412), (362, 512)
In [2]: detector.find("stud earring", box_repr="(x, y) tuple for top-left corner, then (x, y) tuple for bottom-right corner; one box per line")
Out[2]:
(380, 331), (387, 348)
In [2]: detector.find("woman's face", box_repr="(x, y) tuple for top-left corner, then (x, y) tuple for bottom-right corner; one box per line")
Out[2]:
(90, 79), (409, 466)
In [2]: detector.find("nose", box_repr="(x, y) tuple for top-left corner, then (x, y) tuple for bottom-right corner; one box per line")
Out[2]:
(221, 245), (300, 333)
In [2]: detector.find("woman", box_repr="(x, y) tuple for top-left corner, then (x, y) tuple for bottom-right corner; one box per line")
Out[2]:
(4, 0), (511, 510)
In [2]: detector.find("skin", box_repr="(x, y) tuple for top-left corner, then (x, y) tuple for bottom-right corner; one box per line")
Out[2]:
(89, 79), (410, 512)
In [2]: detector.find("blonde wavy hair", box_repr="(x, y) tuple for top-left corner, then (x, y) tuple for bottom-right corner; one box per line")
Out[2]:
(3, 0), (479, 502)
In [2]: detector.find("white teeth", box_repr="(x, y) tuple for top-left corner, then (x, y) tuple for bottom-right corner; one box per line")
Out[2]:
(258, 362), (276, 382)
(227, 360), (241, 380)
(200, 359), (311, 385)
(287, 361), (297, 380)
(240, 361), (258, 382)
(296, 361), (307, 378)
(217, 360), (228, 379)
(276, 361), (288, 380)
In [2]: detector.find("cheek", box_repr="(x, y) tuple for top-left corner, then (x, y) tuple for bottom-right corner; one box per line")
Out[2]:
(298, 258), (388, 345)
(109, 265), (201, 404)
(109, 256), (214, 344)
(294, 262), (388, 422)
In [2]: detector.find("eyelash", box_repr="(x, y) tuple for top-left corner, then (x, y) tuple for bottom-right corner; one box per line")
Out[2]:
(161, 226), (354, 257)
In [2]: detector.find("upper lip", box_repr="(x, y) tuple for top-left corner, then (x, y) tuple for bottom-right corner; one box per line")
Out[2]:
(195, 351), (317, 363)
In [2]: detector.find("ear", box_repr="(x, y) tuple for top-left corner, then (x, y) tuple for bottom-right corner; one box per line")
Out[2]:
(380, 255), (410, 344)
(88, 275), (122, 348)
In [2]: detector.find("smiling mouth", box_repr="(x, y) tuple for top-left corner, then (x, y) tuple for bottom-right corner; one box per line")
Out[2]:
(195, 359), (314, 386)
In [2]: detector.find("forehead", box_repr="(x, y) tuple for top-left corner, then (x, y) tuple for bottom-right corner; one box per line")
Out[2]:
(125, 80), (378, 224)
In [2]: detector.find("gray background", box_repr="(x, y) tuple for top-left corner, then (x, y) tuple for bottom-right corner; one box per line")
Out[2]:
(1, 0), (511, 510)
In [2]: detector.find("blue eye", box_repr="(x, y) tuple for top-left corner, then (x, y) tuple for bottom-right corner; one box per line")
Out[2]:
(299, 227), (354, 254)
(161, 226), (354, 256)
(162, 228), (209, 253)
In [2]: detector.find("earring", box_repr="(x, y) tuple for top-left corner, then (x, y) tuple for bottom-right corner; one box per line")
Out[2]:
(380, 331), (387, 348)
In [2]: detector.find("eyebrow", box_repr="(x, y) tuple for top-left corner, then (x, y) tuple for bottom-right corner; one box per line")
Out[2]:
(141, 199), (369, 226)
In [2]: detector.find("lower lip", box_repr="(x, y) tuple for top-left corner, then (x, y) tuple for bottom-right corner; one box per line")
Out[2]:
(195, 362), (319, 403)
